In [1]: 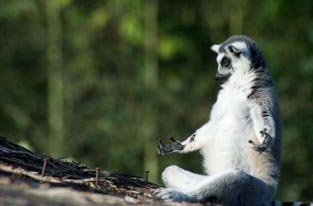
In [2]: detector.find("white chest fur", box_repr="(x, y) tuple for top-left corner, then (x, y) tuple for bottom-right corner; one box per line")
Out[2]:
(201, 79), (254, 174)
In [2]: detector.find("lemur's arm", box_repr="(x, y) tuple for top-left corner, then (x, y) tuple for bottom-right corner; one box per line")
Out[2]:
(157, 122), (212, 156)
(248, 100), (276, 152)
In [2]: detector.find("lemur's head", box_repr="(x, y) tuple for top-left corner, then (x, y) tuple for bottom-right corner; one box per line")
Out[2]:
(211, 35), (266, 82)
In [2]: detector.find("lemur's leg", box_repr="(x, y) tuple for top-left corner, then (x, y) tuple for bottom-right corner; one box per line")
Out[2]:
(248, 102), (276, 152)
(157, 122), (212, 155)
(161, 165), (205, 191)
(155, 169), (272, 206)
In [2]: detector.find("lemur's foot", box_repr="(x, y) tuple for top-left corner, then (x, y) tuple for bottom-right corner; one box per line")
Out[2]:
(153, 188), (189, 202)
(157, 137), (184, 156)
(248, 129), (273, 152)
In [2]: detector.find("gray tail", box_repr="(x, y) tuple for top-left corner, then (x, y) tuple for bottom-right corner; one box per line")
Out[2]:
(272, 201), (313, 206)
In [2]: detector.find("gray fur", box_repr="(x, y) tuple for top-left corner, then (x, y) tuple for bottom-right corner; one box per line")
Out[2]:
(219, 35), (267, 69)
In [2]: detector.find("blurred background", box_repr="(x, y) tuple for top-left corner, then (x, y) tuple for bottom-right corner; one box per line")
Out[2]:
(0, 0), (313, 201)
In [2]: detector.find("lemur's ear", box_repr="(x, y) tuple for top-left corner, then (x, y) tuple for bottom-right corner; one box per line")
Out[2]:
(210, 44), (220, 53)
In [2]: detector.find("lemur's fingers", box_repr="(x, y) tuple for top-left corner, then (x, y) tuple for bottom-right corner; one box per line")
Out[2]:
(159, 139), (165, 147)
(252, 144), (268, 152)
(157, 137), (185, 156)
(157, 139), (174, 156)
(157, 140), (169, 156)
(169, 136), (184, 151)
(170, 136), (178, 142)
(260, 129), (269, 137)
(249, 139), (267, 151)
(157, 139), (165, 155)
(156, 142), (162, 155)
(249, 139), (268, 152)
(249, 129), (273, 152)
(171, 141), (184, 151)
(153, 188), (187, 202)
(260, 129), (274, 145)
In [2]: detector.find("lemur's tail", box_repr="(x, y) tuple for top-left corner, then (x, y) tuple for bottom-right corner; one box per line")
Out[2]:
(272, 201), (313, 206)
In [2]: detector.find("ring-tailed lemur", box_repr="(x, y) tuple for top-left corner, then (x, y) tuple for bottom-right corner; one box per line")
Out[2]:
(154, 36), (310, 206)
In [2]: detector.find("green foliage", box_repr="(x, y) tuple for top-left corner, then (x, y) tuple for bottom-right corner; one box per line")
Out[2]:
(0, 0), (313, 201)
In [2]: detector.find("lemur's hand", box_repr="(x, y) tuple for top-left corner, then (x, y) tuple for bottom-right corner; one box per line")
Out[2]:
(248, 129), (274, 152)
(157, 137), (184, 156)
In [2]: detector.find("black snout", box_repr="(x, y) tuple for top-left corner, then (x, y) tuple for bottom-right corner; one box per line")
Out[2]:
(215, 73), (230, 81)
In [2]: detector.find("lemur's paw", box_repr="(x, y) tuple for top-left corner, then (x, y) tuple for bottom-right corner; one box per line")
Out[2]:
(248, 129), (274, 152)
(250, 141), (268, 152)
(153, 188), (187, 202)
(157, 137), (184, 156)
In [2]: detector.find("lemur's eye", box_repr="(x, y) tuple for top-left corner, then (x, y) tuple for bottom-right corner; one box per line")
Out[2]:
(228, 45), (242, 57)
(221, 57), (231, 67)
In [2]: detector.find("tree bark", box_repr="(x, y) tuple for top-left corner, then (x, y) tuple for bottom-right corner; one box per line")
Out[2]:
(143, 0), (159, 182)
(46, 1), (64, 156)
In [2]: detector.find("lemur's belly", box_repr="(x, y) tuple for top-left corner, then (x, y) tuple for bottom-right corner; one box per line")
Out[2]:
(201, 117), (278, 190)
(201, 112), (254, 175)
(202, 134), (252, 175)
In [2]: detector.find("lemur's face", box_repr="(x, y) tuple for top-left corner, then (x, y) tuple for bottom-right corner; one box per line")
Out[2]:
(211, 41), (251, 82)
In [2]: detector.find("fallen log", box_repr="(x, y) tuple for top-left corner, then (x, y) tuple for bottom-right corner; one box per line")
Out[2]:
(0, 136), (219, 206)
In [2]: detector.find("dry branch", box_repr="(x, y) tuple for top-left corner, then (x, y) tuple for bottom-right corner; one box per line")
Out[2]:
(0, 136), (158, 204)
(0, 136), (222, 206)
